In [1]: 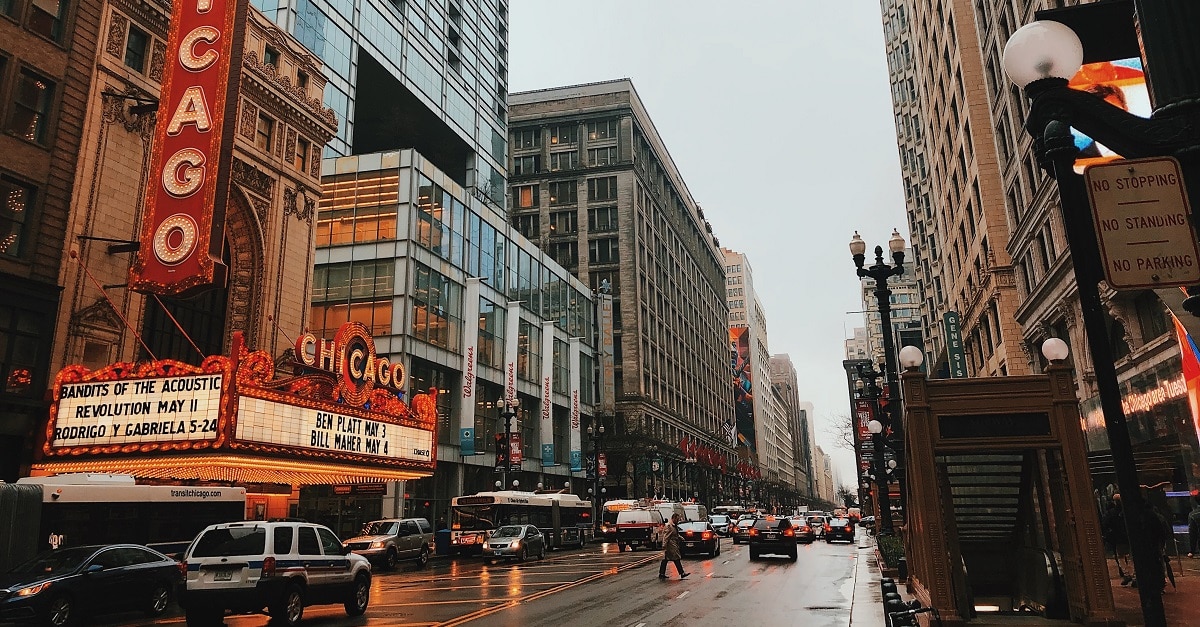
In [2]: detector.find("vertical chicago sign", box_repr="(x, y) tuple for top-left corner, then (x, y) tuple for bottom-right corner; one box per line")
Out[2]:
(129, 0), (249, 295)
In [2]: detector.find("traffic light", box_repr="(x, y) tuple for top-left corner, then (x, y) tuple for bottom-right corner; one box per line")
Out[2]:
(495, 432), (508, 468)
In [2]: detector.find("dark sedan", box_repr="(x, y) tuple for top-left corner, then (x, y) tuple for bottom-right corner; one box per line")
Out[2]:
(678, 522), (721, 558)
(789, 517), (816, 544)
(731, 518), (756, 544)
(825, 517), (857, 543)
(0, 544), (181, 626)
(748, 517), (797, 560)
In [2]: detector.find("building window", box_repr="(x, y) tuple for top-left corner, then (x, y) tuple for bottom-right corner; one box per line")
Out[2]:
(295, 136), (310, 171)
(513, 128), (539, 149)
(548, 181), (577, 205)
(411, 263), (462, 350)
(587, 146), (617, 166)
(588, 176), (617, 201)
(1134, 292), (1169, 341)
(550, 124), (577, 145)
(588, 206), (617, 232)
(549, 150), (578, 171)
(296, 70), (309, 91)
(263, 46), (280, 67)
(511, 155), (539, 175)
(0, 176), (33, 258)
(550, 242), (577, 267)
(512, 213), (539, 240)
(27, 0), (67, 41)
(549, 210), (577, 235)
(588, 237), (618, 264)
(255, 114), (274, 151)
(310, 260), (395, 337)
(0, 0), (14, 18)
(9, 70), (55, 144)
(514, 184), (538, 209)
(123, 25), (149, 73)
(0, 303), (43, 396)
(587, 119), (617, 141)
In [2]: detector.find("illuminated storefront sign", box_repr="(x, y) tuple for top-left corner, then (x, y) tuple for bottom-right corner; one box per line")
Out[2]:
(129, 0), (249, 295)
(38, 323), (437, 484)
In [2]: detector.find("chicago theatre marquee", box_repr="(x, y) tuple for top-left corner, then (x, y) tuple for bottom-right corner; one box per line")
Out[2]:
(36, 322), (438, 485)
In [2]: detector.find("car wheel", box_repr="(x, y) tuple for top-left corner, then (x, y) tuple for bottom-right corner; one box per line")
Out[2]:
(185, 607), (222, 627)
(617, 543), (626, 552)
(539, 545), (546, 560)
(145, 581), (172, 616)
(344, 573), (370, 617)
(518, 547), (528, 563)
(384, 547), (399, 570)
(270, 583), (304, 627)
(749, 549), (759, 560)
(44, 594), (75, 627)
(417, 546), (430, 568)
(711, 544), (719, 558)
(789, 550), (798, 561)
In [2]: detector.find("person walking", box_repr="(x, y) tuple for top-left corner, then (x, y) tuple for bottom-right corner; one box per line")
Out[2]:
(1187, 502), (1200, 558)
(1102, 495), (1132, 585)
(658, 513), (689, 580)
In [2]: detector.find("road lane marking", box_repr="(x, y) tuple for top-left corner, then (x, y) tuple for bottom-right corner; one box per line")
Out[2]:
(676, 591), (690, 599)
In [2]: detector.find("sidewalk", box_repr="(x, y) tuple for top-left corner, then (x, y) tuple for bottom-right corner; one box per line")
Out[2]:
(849, 534), (891, 627)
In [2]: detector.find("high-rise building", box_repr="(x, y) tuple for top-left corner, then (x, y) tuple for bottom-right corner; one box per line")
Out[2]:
(880, 0), (1029, 378)
(0, 0), (100, 480)
(770, 354), (815, 498)
(254, 0), (510, 209)
(506, 80), (736, 503)
(845, 327), (871, 362)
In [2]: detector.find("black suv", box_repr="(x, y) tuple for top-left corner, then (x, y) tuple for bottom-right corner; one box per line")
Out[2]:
(747, 516), (797, 560)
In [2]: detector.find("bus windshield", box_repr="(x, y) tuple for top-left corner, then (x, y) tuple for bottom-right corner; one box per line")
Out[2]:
(452, 504), (500, 531)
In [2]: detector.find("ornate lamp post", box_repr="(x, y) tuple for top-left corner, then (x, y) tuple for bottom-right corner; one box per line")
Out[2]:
(849, 229), (907, 534)
(1000, 10), (1199, 622)
(587, 419), (605, 528)
(499, 397), (519, 491)
(855, 362), (894, 535)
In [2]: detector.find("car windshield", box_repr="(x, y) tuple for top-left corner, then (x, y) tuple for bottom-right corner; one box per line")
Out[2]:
(361, 521), (399, 536)
(753, 518), (791, 530)
(191, 527), (267, 557)
(678, 522), (708, 533)
(8, 546), (96, 575)
(493, 526), (524, 538)
(830, 518), (852, 526)
(709, 515), (729, 524)
(616, 511), (653, 524)
(737, 519), (755, 528)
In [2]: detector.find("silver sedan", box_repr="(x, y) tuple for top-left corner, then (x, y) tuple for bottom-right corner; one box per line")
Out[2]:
(482, 524), (547, 563)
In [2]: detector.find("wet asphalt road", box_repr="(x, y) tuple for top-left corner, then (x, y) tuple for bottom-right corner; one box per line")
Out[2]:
(82, 536), (859, 626)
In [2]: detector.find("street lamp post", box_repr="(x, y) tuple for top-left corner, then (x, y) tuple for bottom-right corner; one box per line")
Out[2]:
(855, 363), (894, 535)
(587, 419), (605, 529)
(850, 229), (907, 534)
(499, 398), (518, 492)
(1000, 12), (1199, 623)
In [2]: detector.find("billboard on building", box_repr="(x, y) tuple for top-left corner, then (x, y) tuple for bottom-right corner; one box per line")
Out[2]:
(1070, 58), (1150, 173)
(730, 327), (756, 459)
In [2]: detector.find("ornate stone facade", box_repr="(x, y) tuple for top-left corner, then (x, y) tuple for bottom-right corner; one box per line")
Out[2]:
(51, 2), (337, 377)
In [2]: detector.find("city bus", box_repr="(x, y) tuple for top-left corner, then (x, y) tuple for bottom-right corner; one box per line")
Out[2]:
(450, 491), (591, 554)
(0, 474), (246, 570)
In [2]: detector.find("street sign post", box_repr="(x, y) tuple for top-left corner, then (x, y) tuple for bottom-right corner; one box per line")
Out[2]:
(1084, 156), (1200, 290)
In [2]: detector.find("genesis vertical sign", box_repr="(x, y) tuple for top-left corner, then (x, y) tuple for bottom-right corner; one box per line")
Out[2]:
(943, 312), (967, 378)
(130, 0), (248, 295)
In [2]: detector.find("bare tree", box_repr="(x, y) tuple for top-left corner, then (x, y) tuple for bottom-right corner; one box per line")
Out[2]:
(824, 411), (856, 452)
(836, 485), (858, 508)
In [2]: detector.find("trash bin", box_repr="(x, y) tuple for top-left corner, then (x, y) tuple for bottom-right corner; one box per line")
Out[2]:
(435, 529), (451, 556)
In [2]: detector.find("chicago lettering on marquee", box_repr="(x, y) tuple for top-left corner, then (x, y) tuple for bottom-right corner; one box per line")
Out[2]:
(129, 0), (249, 295)
(294, 321), (406, 407)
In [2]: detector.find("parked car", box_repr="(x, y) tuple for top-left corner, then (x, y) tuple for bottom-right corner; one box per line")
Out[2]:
(482, 525), (546, 563)
(0, 544), (181, 626)
(858, 515), (876, 528)
(825, 517), (857, 543)
(747, 516), (797, 560)
(178, 520), (371, 627)
(677, 522), (721, 558)
(709, 514), (732, 536)
(790, 517), (816, 544)
(615, 508), (665, 552)
(342, 518), (434, 569)
(731, 518), (756, 544)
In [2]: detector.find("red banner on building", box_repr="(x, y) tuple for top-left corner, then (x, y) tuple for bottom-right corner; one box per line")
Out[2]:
(598, 452), (607, 478)
(509, 432), (523, 467)
(129, 0), (249, 295)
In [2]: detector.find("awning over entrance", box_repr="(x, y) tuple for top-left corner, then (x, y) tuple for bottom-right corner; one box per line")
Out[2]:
(33, 454), (429, 485)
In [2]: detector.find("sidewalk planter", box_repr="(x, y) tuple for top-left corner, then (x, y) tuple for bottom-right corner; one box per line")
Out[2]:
(876, 534), (904, 579)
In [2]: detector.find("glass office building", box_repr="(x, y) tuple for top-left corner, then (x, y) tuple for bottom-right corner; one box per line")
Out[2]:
(252, 0), (509, 209)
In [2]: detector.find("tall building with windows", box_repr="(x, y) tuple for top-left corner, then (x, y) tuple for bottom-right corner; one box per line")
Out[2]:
(880, 0), (1029, 378)
(0, 0), (100, 480)
(770, 354), (815, 499)
(507, 80), (737, 504)
(882, 1), (1199, 509)
(253, 0), (510, 209)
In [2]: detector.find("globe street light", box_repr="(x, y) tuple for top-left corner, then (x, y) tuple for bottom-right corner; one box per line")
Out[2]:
(499, 397), (519, 492)
(855, 361), (894, 535)
(587, 420), (606, 530)
(1000, 9), (1198, 622)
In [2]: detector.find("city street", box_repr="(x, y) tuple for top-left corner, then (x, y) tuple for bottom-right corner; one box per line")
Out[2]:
(84, 537), (862, 627)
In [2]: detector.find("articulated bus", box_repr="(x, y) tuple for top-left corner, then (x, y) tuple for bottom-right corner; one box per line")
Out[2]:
(0, 474), (245, 570)
(449, 491), (591, 555)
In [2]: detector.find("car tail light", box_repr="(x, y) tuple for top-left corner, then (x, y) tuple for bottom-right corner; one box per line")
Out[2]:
(825, 524), (831, 532)
(749, 528), (759, 536)
(845, 525), (853, 532)
(802, 526), (810, 532)
(702, 532), (712, 540)
(262, 556), (276, 578)
(783, 528), (795, 537)
(685, 531), (694, 537)
(177, 561), (188, 578)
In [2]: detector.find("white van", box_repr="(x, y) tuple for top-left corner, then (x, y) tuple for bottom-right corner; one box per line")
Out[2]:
(649, 501), (686, 524)
(682, 503), (708, 522)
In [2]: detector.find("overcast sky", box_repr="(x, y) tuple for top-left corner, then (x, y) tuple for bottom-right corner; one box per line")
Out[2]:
(509, 0), (908, 488)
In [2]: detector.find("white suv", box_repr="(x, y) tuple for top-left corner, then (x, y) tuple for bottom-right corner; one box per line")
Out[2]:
(177, 521), (371, 627)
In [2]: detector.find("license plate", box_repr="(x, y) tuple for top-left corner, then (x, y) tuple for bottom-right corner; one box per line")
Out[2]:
(685, 542), (696, 547)
(213, 570), (233, 582)
(765, 534), (778, 539)
(630, 540), (640, 545)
